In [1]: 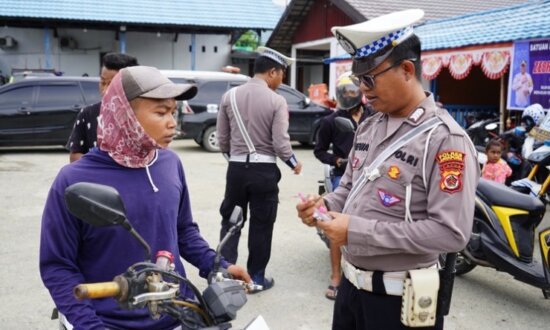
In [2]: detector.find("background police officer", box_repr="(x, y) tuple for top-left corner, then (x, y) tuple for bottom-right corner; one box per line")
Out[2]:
(297, 9), (478, 329)
(217, 46), (302, 291)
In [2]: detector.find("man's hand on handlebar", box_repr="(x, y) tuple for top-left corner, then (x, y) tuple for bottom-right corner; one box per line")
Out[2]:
(336, 158), (348, 168)
(227, 264), (251, 284)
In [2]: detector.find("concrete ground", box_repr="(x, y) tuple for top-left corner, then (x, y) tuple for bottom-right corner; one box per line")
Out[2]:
(0, 139), (549, 329)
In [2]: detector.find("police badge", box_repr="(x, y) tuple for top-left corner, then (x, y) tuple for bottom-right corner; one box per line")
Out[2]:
(335, 31), (357, 55)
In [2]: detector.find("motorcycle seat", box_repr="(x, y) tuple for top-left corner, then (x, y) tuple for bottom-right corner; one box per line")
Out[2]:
(477, 178), (545, 213)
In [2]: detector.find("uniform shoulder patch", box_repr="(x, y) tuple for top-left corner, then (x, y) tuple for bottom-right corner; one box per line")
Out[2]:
(436, 150), (465, 194)
(408, 107), (425, 123)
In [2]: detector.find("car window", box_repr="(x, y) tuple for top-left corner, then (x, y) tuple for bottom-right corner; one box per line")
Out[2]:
(36, 84), (83, 107)
(81, 81), (101, 104)
(192, 81), (230, 104)
(277, 87), (304, 105)
(0, 86), (34, 109)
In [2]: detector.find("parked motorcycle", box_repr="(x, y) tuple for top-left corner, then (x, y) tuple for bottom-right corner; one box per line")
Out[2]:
(64, 182), (267, 330)
(446, 146), (550, 298)
(465, 116), (500, 147)
(511, 140), (550, 202)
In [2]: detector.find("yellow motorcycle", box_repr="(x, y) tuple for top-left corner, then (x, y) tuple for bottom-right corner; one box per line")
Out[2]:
(451, 145), (550, 298)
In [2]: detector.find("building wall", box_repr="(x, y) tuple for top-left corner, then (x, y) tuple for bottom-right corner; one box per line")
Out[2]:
(293, 0), (354, 45)
(0, 26), (232, 77)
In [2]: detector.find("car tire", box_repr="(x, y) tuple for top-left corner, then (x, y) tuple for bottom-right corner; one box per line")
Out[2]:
(202, 126), (220, 152)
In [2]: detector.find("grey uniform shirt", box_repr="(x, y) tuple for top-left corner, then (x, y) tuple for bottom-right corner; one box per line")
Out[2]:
(324, 93), (479, 272)
(217, 78), (294, 161)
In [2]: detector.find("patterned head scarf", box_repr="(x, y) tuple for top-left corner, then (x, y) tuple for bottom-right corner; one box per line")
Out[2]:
(97, 72), (160, 168)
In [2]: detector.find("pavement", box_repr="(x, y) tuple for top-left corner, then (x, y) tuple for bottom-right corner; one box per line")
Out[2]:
(1, 139), (549, 329)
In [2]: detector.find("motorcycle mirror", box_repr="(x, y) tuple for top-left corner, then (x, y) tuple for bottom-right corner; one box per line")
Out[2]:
(65, 182), (129, 229)
(210, 206), (244, 280)
(64, 182), (152, 261)
(334, 117), (355, 134)
(485, 123), (498, 131)
(229, 205), (244, 230)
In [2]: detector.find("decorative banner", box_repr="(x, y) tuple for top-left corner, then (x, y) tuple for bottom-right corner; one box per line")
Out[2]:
(448, 54), (473, 80)
(507, 39), (550, 111)
(421, 56), (443, 80)
(422, 45), (511, 81)
(480, 51), (510, 80)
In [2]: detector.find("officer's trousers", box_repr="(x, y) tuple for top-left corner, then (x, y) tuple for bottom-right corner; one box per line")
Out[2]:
(219, 162), (281, 279)
(333, 277), (444, 330)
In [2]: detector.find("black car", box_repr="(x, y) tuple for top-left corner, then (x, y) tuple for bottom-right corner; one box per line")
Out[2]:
(162, 70), (332, 152)
(0, 76), (100, 147)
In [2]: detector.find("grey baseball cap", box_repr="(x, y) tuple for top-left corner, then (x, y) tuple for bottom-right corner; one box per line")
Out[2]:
(120, 66), (197, 101)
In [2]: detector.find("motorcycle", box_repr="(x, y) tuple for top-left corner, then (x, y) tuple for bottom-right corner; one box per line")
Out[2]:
(511, 140), (550, 202)
(446, 145), (550, 298)
(465, 116), (500, 147)
(63, 182), (268, 330)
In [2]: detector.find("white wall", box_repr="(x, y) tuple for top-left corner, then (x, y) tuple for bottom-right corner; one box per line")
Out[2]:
(0, 26), (233, 77)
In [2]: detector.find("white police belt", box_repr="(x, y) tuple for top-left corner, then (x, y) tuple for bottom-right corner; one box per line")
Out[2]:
(229, 154), (277, 163)
(342, 259), (408, 296)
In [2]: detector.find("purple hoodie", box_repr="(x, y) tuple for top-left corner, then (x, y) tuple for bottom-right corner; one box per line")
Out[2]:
(40, 148), (228, 329)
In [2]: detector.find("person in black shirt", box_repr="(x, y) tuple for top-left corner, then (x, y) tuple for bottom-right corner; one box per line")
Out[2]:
(313, 72), (372, 300)
(66, 53), (138, 162)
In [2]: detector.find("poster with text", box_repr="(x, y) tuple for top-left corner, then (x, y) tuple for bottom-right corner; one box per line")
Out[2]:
(507, 39), (550, 111)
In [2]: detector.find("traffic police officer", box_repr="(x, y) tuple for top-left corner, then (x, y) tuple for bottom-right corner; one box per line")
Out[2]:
(297, 9), (479, 329)
(217, 46), (302, 291)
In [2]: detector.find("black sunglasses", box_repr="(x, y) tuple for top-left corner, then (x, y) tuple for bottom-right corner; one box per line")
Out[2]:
(351, 58), (417, 89)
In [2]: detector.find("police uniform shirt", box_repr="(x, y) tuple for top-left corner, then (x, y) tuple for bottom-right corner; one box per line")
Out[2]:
(217, 78), (294, 161)
(324, 93), (479, 271)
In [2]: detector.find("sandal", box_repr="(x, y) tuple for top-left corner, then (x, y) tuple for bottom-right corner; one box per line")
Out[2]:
(325, 284), (338, 300)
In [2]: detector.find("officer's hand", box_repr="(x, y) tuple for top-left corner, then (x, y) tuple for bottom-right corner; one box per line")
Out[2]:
(227, 264), (252, 283)
(296, 194), (325, 227)
(317, 212), (349, 247)
(293, 161), (303, 175)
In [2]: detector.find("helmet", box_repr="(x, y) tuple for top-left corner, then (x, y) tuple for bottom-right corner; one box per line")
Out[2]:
(522, 103), (545, 126)
(336, 72), (362, 111)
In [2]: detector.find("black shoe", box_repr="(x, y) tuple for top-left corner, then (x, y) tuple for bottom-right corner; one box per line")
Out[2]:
(249, 275), (275, 294)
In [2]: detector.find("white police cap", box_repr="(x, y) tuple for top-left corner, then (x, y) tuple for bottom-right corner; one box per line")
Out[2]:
(256, 46), (296, 68)
(331, 9), (424, 74)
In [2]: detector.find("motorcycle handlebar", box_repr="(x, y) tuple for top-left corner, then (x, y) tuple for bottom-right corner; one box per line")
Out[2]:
(74, 281), (121, 300)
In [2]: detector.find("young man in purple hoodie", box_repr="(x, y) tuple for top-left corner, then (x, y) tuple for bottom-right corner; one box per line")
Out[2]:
(40, 66), (251, 330)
